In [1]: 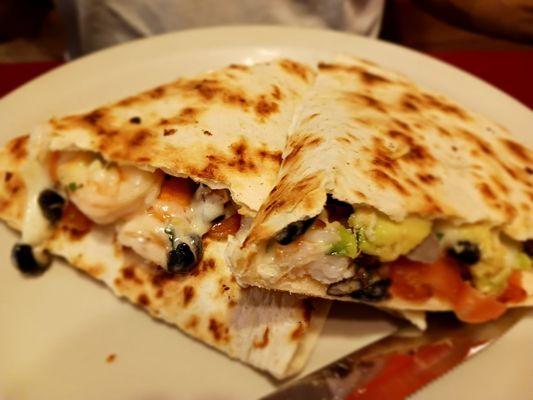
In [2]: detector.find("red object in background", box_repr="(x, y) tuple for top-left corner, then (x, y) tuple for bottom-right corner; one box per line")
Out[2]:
(0, 52), (531, 107)
(0, 61), (61, 97)
(429, 51), (532, 108)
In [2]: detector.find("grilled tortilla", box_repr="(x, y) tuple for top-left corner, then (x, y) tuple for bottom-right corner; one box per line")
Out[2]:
(232, 56), (533, 324)
(0, 59), (329, 379)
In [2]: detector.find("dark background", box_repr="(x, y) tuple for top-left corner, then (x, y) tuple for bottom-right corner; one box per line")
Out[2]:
(0, 0), (531, 62)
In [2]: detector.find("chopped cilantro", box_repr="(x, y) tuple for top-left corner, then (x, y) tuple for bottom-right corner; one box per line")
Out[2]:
(164, 226), (176, 249)
(67, 182), (83, 192)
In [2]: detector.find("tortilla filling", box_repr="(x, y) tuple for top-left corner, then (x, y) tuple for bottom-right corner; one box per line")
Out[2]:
(17, 150), (243, 275)
(261, 196), (532, 323)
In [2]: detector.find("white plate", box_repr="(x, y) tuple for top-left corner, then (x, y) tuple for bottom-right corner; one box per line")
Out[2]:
(0, 26), (531, 400)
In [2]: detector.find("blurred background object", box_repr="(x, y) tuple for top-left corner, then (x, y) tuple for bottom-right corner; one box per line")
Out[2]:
(412, 0), (533, 44)
(0, 0), (531, 62)
(55, 0), (384, 58)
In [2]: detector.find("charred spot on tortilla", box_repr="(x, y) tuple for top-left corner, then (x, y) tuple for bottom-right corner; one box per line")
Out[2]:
(228, 63), (250, 71)
(501, 138), (531, 163)
(275, 217), (316, 245)
(360, 70), (391, 85)
(128, 129), (151, 147)
(163, 128), (176, 136)
(183, 285), (195, 306)
(279, 59), (312, 82)
(371, 169), (409, 195)
(170, 107), (202, 125)
(7, 135), (29, 161)
(11, 243), (51, 276)
(255, 95), (279, 119)
(417, 173), (440, 185)
(271, 84), (282, 100)
(421, 93), (470, 120)
(137, 293), (150, 307)
(208, 318), (229, 342)
(83, 110), (105, 126)
(121, 266), (142, 284)
(491, 175), (509, 194)
(347, 93), (387, 114)
(129, 116), (141, 124)
(477, 182), (497, 202)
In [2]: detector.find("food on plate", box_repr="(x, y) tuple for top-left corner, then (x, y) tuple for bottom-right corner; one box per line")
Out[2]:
(0, 58), (330, 379)
(231, 56), (533, 323)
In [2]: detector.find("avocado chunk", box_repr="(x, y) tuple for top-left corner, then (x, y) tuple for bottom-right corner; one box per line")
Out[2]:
(329, 225), (359, 258)
(348, 207), (431, 262)
(436, 223), (532, 295)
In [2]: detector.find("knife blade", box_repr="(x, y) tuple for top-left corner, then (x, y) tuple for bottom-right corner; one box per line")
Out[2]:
(263, 308), (526, 400)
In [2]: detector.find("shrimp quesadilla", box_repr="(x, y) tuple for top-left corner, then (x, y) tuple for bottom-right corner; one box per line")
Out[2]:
(0, 59), (330, 379)
(231, 56), (533, 324)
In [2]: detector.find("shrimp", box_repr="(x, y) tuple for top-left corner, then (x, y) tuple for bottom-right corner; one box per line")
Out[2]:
(55, 151), (163, 224)
(258, 220), (355, 284)
(117, 180), (231, 270)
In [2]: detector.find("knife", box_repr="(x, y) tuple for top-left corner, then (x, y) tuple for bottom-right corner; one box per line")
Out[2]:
(263, 309), (526, 400)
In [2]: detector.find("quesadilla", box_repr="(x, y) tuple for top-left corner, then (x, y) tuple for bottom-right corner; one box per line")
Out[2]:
(231, 56), (533, 324)
(0, 59), (330, 379)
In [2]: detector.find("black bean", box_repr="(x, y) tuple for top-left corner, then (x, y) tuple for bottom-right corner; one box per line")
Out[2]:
(166, 236), (202, 274)
(355, 253), (381, 271)
(351, 279), (391, 302)
(325, 195), (354, 223)
(327, 277), (362, 296)
(38, 189), (65, 224)
(275, 217), (316, 245)
(11, 243), (51, 275)
(523, 239), (533, 257)
(448, 240), (480, 265)
(210, 215), (225, 224)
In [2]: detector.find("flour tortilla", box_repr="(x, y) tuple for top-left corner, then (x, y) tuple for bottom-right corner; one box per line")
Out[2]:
(43, 59), (316, 214)
(232, 56), (533, 311)
(0, 134), (330, 379)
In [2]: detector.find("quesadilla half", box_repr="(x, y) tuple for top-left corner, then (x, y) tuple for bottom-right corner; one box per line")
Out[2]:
(231, 56), (533, 324)
(0, 59), (330, 379)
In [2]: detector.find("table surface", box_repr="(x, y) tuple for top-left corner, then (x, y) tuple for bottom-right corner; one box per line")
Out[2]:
(0, 50), (531, 107)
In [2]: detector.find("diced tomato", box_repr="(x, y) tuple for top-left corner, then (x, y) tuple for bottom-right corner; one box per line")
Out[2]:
(498, 270), (527, 304)
(205, 214), (241, 240)
(390, 257), (508, 323)
(60, 202), (93, 234)
(390, 258), (463, 303)
(311, 219), (326, 230)
(158, 177), (197, 206)
(454, 283), (507, 323)
(390, 260), (434, 302)
(48, 151), (60, 183)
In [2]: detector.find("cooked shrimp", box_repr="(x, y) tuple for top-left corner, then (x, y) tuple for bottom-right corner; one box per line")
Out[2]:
(259, 221), (355, 284)
(55, 152), (163, 224)
(117, 179), (231, 270)
(118, 213), (170, 267)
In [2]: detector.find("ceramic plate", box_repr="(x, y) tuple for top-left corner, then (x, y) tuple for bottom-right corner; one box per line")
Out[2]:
(0, 26), (531, 400)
